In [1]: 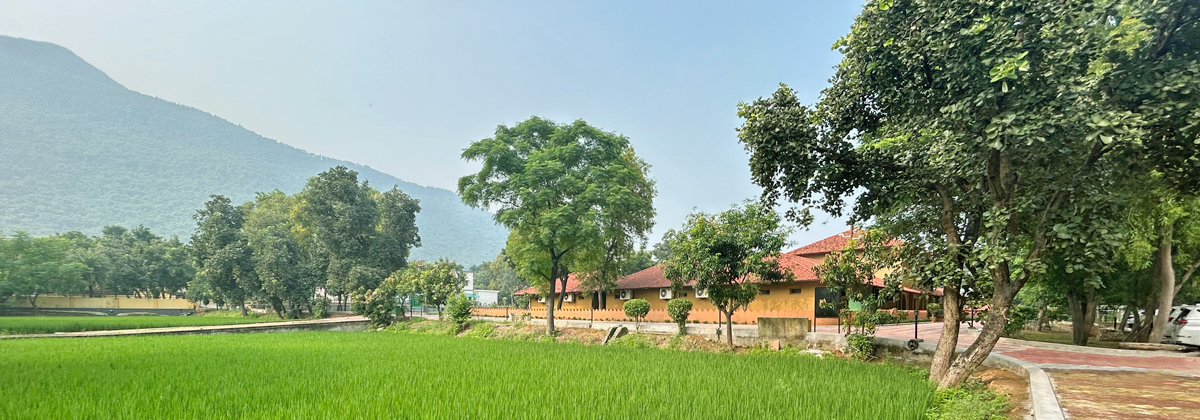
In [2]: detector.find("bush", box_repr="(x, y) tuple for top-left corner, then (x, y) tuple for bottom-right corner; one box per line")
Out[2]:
(608, 333), (657, 349)
(351, 288), (395, 326)
(666, 298), (692, 335)
(926, 303), (943, 319)
(313, 297), (331, 319)
(1004, 305), (1038, 337)
(844, 333), (876, 361)
(623, 299), (650, 330)
(926, 382), (1010, 420)
(446, 294), (474, 327)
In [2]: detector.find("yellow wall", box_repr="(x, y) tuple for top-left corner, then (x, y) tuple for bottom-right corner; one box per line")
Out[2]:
(10, 295), (195, 310)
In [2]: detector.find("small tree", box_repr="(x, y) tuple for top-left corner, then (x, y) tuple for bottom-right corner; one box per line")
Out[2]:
(446, 293), (474, 329)
(623, 299), (650, 331)
(662, 202), (792, 349)
(396, 259), (464, 320)
(666, 298), (693, 335)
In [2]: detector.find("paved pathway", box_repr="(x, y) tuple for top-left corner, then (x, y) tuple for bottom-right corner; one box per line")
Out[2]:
(815, 321), (1200, 375)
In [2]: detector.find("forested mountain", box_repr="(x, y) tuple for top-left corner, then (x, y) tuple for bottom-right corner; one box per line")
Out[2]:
(0, 35), (506, 265)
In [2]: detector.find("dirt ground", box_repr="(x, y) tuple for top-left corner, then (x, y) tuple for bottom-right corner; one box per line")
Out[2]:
(1048, 370), (1200, 420)
(976, 368), (1031, 420)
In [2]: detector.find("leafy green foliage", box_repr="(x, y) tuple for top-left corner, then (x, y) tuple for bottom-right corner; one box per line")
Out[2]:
(926, 382), (1010, 420)
(390, 259), (464, 319)
(350, 287), (395, 326)
(666, 298), (693, 335)
(0, 36), (506, 265)
(446, 293), (473, 326)
(735, 0), (1197, 387)
(0, 332), (936, 419)
(661, 201), (791, 348)
(844, 333), (876, 361)
(458, 117), (656, 333)
(623, 298), (650, 329)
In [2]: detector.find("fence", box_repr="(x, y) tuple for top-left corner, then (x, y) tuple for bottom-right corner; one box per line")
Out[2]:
(473, 307), (849, 325)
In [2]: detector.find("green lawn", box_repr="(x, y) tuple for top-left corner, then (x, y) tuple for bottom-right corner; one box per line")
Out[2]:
(0, 314), (281, 335)
(0, 331), (936, 419)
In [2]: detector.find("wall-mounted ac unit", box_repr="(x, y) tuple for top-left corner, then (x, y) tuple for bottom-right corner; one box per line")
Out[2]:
(659, 288), (673, 300)
(564, 293), (575, 303)
(617, 289), (633, 300)
(537, 295), (547, 303)
(695, 288), (709, 299)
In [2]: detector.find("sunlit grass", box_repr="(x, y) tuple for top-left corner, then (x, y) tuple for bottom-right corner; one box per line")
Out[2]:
(0, 314), (281, 335)
(0, 331), (935, 419)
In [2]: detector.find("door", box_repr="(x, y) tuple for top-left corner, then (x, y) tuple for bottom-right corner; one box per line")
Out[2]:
(815, 287), (841, 318)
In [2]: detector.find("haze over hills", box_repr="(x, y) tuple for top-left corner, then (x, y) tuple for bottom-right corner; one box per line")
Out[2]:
(0, 35), (507, 265)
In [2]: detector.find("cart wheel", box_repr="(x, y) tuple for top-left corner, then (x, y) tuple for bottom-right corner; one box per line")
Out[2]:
(906, 339), (920, 351)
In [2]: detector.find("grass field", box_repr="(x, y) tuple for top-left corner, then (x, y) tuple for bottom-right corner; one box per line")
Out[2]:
(0, 331), (936, 419)
(0, 314), (282, 335)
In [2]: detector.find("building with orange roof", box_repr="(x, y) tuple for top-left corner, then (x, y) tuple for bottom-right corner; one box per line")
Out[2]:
(511, 229), (941, 325)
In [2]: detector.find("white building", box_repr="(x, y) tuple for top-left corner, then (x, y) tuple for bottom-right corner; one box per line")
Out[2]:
(463, 273), (500, 306)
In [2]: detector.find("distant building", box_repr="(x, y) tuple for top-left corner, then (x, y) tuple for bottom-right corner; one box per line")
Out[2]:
(463, 273), (500, 306)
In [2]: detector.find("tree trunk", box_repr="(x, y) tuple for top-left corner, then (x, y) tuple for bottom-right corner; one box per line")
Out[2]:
(28, 290), (39, 310)
(1149, 225), (1175, 344)
(1173, 259), (1200, 296)
(938, 268), (1020, 389)
(1066, 285), (1098, 346)
(240, 301), (249, 317)
(1036, 297), (1049, 331)
(929, 281), (962, 383)
(546, 275), (556, 337)
(1118, 306), (1130, 333)
(725, 308), (735, 350)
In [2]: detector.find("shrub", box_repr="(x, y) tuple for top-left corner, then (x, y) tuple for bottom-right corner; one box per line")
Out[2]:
(351, 288), (396, 326)
(446, 294), (474, 327)
(608, 333), (657, 349)
(313, 297), (331, 319)
(926, 382), (1010, 420)
(926, 303), (942, 319)
(844, 333), (876, 361)
(1004, 304), (1037, 337)
(666, 298), (693, 335)
(623, 299), (650, 330)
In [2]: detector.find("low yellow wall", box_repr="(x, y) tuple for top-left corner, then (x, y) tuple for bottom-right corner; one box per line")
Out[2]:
(10, 295), (195, 310)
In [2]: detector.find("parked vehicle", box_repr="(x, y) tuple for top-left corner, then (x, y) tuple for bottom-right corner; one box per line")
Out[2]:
(1164, 306), (1192, 342)
(1171, 306), (1200, 347)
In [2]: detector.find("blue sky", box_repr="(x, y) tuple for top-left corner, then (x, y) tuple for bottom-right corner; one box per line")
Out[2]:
(0, 0), (863, 247)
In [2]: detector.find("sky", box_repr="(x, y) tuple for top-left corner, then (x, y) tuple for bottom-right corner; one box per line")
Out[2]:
(0, 0), (862, 248)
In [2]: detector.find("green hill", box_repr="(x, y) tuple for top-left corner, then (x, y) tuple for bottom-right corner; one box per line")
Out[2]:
(0, 35), (506, 265)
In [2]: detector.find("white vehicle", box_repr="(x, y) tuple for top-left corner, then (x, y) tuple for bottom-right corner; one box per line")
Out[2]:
(1164, 306), (1192, 342)
(1171, 306), (1200, 347)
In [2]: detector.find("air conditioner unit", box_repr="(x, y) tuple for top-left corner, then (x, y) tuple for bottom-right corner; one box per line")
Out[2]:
(695, 288), (709, 299)
(564, 293), (575, 303)
(617, 290), (633, 300)
(536, 295), (547, 303)
(659, 288), (673, 300)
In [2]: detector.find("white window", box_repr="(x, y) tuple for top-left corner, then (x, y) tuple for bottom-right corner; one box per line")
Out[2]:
(659, 288), (674, 300)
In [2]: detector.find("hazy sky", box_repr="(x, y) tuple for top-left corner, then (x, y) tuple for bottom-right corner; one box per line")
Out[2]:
(0, 0), (862, 248)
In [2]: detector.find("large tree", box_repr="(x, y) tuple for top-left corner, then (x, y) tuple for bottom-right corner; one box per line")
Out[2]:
(190, 195), (256, 315)
(458, 117), (656, 335)
(299, 166), (421, 310)
(661, 202), (791, 349)
(734, 0), (1187, 387)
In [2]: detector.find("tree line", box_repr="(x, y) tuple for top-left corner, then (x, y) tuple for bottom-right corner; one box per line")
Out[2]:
(189, 166), (421, 318)
(0, 226), (193, 309)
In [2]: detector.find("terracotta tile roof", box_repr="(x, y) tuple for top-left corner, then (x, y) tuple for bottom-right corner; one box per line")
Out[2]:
(617, 265), (673, 289)
(791, 229), (861, 256)
(777, 252), (822, 282)
(512, 274), (585, 296)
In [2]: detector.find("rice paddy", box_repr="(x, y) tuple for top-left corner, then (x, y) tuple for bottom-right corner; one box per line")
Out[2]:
(0, 331), (936, 419)
(0, 315), (282, 335)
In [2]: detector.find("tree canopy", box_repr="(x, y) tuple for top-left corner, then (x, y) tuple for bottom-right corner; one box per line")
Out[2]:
(737, 0), (1197, 388)
(458, 117), (656, 335)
